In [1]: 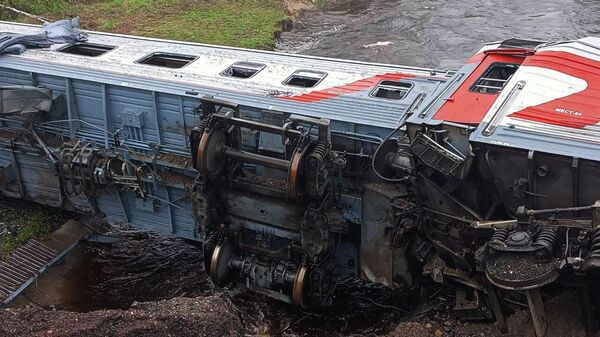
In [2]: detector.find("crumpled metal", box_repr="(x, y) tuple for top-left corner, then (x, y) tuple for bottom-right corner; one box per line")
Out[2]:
(0, 17), (88, 56)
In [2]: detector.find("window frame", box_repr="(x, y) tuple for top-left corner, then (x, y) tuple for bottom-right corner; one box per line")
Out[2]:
(56, 42), (117, 57)
(220, 61), (266, 79)
(135, 52), (198, 69)
(369, 80), (414, 100)
(283, 70), (328, 88)
(469, 62), (520, 95)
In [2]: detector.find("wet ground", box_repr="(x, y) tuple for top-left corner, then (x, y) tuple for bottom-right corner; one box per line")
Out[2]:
(7, 226), (589, 337)
(15, 229), (419, 336)
(277, 0), (600, 69)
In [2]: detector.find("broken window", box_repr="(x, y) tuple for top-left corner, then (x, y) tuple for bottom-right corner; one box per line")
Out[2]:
(370, 81), (413, 100)
(57, 43), (115, 57)
(283, 70), (327, 88)
(137, 52), (196, 69)
(221, 62), (265, 79)
(470, 63), (519, 94)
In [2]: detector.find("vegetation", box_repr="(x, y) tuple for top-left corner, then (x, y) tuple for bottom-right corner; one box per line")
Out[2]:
(0, 199), (69, 258)
(0, 0), (290, 50)
(1, 0), (68, 16)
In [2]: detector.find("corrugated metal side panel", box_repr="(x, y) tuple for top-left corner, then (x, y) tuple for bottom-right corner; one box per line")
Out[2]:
(96, 188), (128, 223)
(72, 79), (104, 138)
(183, 96), (202, 147)
(14, 150), (61, 207)
(171, 186), (196, 239)
(0, 67), (30, 86)
(122, 187), (174, 235)
(108, 86), (158, 144)
(36, 73), (66, 93)
(0, 62), (422, 129)
(157, 93), (186, 148)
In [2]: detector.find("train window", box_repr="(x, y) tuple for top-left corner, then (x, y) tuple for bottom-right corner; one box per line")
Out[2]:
(136, 52), (197, 69)
(470, 62), (519, 94)
(370, 81), (413, 100)
(221, 62), (265, 79)
(57, 43), (115, 57)
(283, 70), (327, 88)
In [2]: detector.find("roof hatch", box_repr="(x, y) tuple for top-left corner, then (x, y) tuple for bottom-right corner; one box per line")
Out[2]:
(137, 52), (197, 69)
(370, 81), (413, 100)
(57, 43), (115, 57)
(283, 70), (327, 88)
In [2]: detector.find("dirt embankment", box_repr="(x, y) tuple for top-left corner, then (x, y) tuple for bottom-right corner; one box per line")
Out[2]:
(284, 0), (314, 19)
(0, 295), (242, 337)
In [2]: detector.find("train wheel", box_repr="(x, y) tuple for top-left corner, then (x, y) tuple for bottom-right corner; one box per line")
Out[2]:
(292, 264), (309, 307)
(197, 127), (227, 180)
(209, 237), (235, 286)
(202, 232), (219, 273)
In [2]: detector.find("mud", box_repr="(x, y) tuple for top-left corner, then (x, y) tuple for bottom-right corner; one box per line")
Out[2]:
(0, 187), (587, 334)
(284, 0), (315, 20)
(380, 290), (588, 337)
(2, 221), (589, 337)
(0, 295), (242, 337)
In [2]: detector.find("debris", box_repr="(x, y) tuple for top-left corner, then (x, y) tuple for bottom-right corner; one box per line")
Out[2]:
(0, 295), (242, 337)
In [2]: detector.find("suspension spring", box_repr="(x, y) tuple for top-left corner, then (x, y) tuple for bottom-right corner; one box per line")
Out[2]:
(534, 227), (558, 258)
(486, 228), (510, 255)
(197, 118), (209, 135)
(310, 142), (328, 161)
(306, 142), (330, 199)
(490, 228), (510, 245)
(590, 229), (600, 258)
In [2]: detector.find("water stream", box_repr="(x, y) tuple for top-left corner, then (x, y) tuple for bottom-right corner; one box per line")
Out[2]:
(278, 0), (600, 69)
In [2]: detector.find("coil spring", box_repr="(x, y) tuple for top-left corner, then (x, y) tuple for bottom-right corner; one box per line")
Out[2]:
(310, 142), (328, 161)
(490, 228), (510, 244)
(197, 118), (209, 135)
(305, 142), (329, 199)
(590, 229), (600, 258)
(534, 228), (558, 256)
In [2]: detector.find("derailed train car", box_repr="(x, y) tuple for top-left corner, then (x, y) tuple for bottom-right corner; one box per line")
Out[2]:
(1, 20), (600, 336)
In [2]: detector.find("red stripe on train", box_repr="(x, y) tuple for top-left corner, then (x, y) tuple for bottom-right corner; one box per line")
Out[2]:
(509, 51), (600, 129)
(278, 72), (416, 103)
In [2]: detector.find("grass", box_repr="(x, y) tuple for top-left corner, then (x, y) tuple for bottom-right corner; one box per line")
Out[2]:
(0, 199), (69, 259)
(1, 0), (69, 16)
(0, 0), (291, 50)
(139, 0), (288, 49)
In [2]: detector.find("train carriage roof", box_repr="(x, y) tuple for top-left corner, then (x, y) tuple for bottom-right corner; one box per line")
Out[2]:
(0, 21), (450, 129)
(471, 37), (600, 161)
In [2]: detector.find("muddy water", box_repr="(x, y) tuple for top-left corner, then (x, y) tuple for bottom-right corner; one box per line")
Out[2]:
(277, 0), (600, 69)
